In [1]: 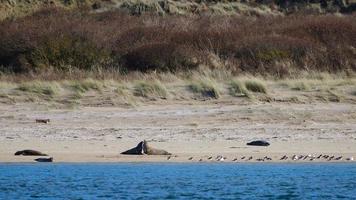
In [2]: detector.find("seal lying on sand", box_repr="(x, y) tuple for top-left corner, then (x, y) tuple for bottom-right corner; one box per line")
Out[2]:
(14, 150), (48, 156)
(121, 140), (171, 155)
(34, 157), (53, 162)
(246, 140), (270, 146)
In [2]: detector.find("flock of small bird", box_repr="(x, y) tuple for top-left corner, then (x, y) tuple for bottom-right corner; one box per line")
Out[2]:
(167, 154), (354, 162)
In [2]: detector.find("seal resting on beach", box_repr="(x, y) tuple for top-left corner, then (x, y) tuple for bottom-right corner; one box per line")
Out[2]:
(246, 140), (270, 146)
(14, 150), (48, 156)
(34, 157), (53, 162)
(121, 140), (171, 155)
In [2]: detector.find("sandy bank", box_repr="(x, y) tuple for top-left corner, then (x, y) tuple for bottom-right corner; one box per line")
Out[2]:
(0, 102), (355, 163)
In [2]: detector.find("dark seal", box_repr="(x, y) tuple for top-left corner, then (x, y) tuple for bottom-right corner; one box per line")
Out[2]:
(34, 157), (53, 162)
(121, 140), (171, 155)
(246, 140), (270, 146)
(14, 150), (48, 156)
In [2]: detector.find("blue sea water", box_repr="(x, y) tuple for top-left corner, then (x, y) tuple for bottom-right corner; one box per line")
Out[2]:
(0, 163), (355, 199)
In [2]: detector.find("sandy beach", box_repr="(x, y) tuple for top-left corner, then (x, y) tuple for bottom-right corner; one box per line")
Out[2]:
(1, 100), (355, 163)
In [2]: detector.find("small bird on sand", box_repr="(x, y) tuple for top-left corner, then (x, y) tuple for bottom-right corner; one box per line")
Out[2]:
(208, 156), (213, 160)
(188, 157), (193, 160)
(199, 158), (203, 162)
(241, 156), (246, 160)
(346, 157), (354, 161)
(232, 158), (238, 162)
(247, 156), (253, 161)
(280, 155), (288, 160)
(292, 155), (298, 161)
(335, 156), (342, 161)
(317, 154), (322, 159)
(167, 156), (171, 160)
(216, 155), (225, 161)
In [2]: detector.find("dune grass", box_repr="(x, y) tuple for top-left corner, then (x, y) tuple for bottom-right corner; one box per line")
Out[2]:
(67, 79), (103, 93)
(291, 81), (311, 91)
(229, 79), (250, 98)
(134, 80), (168, 99)
(17, 81), (60, 97)
(244, 80), (267, 94)
(190, 78), (220, 99)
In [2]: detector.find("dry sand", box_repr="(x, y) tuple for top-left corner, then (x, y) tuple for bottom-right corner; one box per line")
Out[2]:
(1, 101), (355, 163)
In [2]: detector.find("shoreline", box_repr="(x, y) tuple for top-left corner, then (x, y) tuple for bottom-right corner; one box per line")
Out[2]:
(1, 101), (355, 164)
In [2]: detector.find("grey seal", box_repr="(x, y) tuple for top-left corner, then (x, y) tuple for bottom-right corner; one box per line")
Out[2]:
(246, 140), (270, 146)
(121, 140), (171, 155)
(14, 150), (48, 156)
(34, 157), (53, 162)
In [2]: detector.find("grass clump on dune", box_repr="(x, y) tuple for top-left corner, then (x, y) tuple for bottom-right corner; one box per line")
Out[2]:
(134, 80), (168, 99)
(190, 78), (220, 99)
(68, 79), (103, 93)
(244, 80), (267, 94)
(17, 81), (60, 97)
(291, 81), (311, 91)
(229, 79), (250, 98)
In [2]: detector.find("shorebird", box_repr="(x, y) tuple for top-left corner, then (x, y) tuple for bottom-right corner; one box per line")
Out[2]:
(216, 156), (225, 162)
(335, 156), (342, 161)
(188, 157), (193, 160)
(247, 156), (253, 161)
(208, 156), (213, 160)
(317, 154), (322, 159)
(280, 155), (288, 160)
(241, 156), (246, 160)
(167, 156), (171, 160)
(199, 158), (203, 162)
(346, 157), (354, 161)
(292, 155), (298, 161)
(232, 158), (238, 162)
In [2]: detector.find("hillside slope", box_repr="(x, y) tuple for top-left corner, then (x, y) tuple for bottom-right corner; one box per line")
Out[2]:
(1, 0), (356, 20)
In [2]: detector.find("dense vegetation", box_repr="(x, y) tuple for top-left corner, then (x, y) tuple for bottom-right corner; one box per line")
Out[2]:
(1, 0), (356, 21)
(0, 8), (355, 77)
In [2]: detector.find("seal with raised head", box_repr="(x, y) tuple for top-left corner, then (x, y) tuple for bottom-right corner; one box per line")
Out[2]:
(14, 150), (48, 156)
(121, 140), (171, 155)
(121, 141), (145, 155)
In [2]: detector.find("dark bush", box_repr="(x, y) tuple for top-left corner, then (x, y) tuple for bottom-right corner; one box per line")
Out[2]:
(0, 7), (355, 76)
(122, 43), (199, 72)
